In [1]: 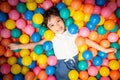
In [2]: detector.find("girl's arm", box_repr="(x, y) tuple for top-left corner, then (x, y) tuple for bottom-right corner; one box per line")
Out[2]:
(7, 39), (47, 50)
(85, 38), (116, 53)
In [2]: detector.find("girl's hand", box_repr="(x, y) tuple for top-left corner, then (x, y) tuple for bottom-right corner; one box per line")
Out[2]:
(105, 48), (117, 53)
(7, 43), (19, 50)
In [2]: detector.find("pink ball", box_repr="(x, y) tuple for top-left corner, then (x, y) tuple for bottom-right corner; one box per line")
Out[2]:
(24, 24), (35, 36)
(107, 33), (118, 42)
(47, 76), (56, 80)
(107, 2), (117, 12)
(48, 56), (57, 66)
(93, 6), (101, 14)
(101, 7), (112, 18)
(100, 77), (110, 80)
(102, 58), (108, 66)
(20, 0), (26, 3)
(16, 18), (26, 29)
(117, 0), (120, 7)
(79, 27), (90, 37)
(0, 63), (11, 74)
(7, 0), (19, 6)
(0, 24), (2, 32)
(88, 66), (98, 76)
(0, 28), (11, 38)
(85, 0), (95, 5)
(87, 60), (92, 67)
(33, 66), (41, 75)
(42, 0), (53, 10)
(9, 10), (20, 20)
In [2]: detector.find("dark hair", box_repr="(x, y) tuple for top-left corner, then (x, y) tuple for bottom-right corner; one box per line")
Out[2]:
(42, 7), (60, 27)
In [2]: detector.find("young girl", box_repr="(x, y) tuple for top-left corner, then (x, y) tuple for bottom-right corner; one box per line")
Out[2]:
(8, 7), (116, 80)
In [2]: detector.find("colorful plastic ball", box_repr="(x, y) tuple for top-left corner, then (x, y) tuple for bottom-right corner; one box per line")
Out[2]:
(82, 50), (93, 60)
(3, 73), (13, 80)
(39, 63), (48, 69)
(115, 7), (120, 18)
(115, 50), (120, 59)
(7, 56), (17, 65)
(56, 2), (66, 10)
(33, 66), (41, 75)
(24, 24), (35, 36)
(93, 6), (101, 14)
(26, 2), (37, 11)
(20, 0), (26, 2)
(32, 13), (44, 24)
(45, 66), (55, 75)
(11, 28), (21, 38)
(98, 16), (105, 26)
(38, 70), (48, 80)
(48, 56), (57, 66)
(28, 61), (36, 69)
(99, 66), (110, 77)
(0, 57), (7, 65)
(25, 71), (35, 80)
(60, 8), (70, 19)
(19, 34), (30, 44)
(83, 4), (94, 14)
(13, 74), (24, 80)
(70, 0), (82, 10)
(34, 8), (45, 14)
(95, 0), (106, 6)
(68, 70), (78, 80)
(73, 11), (84, 22)
(110, 24), (119, 32)
(43, 41), (53, 51)
(110, 70), (120, 80)
(75, 36), (85, 46)
(101, 58), (109, 66)
(11, 64), (21, 75)
(32, 21), (42, 28)
(24, 11), (34, 21)
(8, 0), (19, 6)
(17, 57), (23, 66)
(88, 66), (98, 76)
(20, 49), (30, 57)
(5, 19), (15, 30)
(98, 51), (107, 59)
(47, 76), (56, 80)
(37, 54), (47, 65)
(78, 60), (88, 70)
(92, 56), (102, 66)
(0, 63), (11, 74)
(79, 27), (90, 37)
(4, 49), (13, 57)
(90, 14), (100, 25)
(35, 0), (44, 3)
(63, 0), (72, 6)
(51, 0), (60, 4)
(16, 18), (26, 29)
(85, 0), (95, 5)
(107, 33), (118, 42)
(30, 51), (38, 61)
(86, 22), (96, 31)
(88, 76), (97, 80)
(68, 24), (78, 34)
(16, 3), (27, 13)
(100, 39), (110, 48)
(34, 45), (43, 55)
(21, 66), (29, 75)
(0, 28), (11, 38)
(107, 2), (117, 12)
(88, 30), (98, 41)
(44, 30), (55, 40)
(65, 17), (74, 27)
(22, 56), (32, 66)
(104, 20), (115, 31)
(109, 60), (119, 70)
(101, 7), (112, 18)
(38, 26), (47, 36)
(100, 77), (110, 80)
(97, 25), (107, 35)
(110, 42), (120, 50)
(8, 10), (20, 20)
(46, 49), (54, 57)
(42, 0), (53, 11)
(0, 2), (11, 13)
(31, 32), (41, 42)
(79, 70), (89, 80)
(0, 11), (8, 22)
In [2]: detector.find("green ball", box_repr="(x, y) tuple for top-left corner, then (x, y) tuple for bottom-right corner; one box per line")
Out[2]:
(78, 60), (88, 70)
(65, 17), (74, 27)
(34, 45), (43, 55)
(11, 28), (21, 38)
(16, 3), (27, 13)
(115, 50), (120, 60)
(96, 73), (101, 79)
(97, 25), (107, 35)
(46, 49), (54, 57)
(110, 24), (119, 32)
(115, 8), (120, 18)
(110, 42), (120, 50)
(38, 26), (47, 36)
(32, 21), (42, 28)
(60, 8), (70, 19)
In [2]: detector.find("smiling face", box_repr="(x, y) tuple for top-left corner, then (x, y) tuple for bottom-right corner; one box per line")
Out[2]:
(47, 15), (66, 34)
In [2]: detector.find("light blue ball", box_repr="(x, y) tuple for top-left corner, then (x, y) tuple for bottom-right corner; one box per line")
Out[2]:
(92, 56), (103, 66)
(82, 50), (93, 60)
(45, 66), (55, 75)
(43, 41), (53, 51)
(68, 24), (78, 34)
(31, 32), (41, 43)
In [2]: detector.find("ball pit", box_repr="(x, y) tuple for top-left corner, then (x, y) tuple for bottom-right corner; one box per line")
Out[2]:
(0, 0), (120, 80)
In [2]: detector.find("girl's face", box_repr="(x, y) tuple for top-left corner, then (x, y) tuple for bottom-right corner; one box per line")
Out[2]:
(47, 15), (65, 34)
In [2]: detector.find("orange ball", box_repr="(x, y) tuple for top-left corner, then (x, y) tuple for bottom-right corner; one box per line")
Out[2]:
(107, 52), (116, 60)
(25, 71), (35, 80)
(0, 45), (6, 56)
(39, 63), (48, 69)
(88, 30), (98, 41)
(38, 70), (48, 80)
(89, 47), (98, 57)
(70, 0), (82, 10)
(1, 38), (12, 47)
(51, 0), (60, 4)
(79, 71), (89, 80)
(0, 56), (7, 66)
(83, 4), (94, 14)
(4, 49), (13, 57)
(110, 70), (120, 80)
(0, 2), (11, 13)
(3, 73), (13, 80)
(75, 36), (85, 46)
(104, 20), (115, 30)
(100, 39), (110, 48)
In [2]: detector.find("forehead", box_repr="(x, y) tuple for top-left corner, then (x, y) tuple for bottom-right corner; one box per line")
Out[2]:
(48, 15), (61, 22)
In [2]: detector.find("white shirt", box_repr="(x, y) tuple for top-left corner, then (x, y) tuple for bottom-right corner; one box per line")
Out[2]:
(52, 30), (78, 60)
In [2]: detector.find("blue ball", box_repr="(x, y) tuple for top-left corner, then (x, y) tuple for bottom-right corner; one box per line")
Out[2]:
(28, 61), (36, 69)
(13, 74), (24, 80)
(98, 51), (107, 59)
(68, 24), (78, 34)
(56, 2), (66, 11)
(95, 0), (106, 6)
(45, 66), (55, 75)
(0, 11), (8, 22)
(92, 56), (103, 66)
(34, 8), (44, 14)
(90, 14), (100, 25)
(43, 41), (53, 51)
(24, 10), (34, 21)
(82, 50), (93, 60)
(34, 45), (43, 55)
(31, 32), (41, 42)
(86, 22), (96, 31)
(17, 57), (23, 66)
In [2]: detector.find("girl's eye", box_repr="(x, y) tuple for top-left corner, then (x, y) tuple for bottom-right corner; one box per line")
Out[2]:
(50, 24), (54, 27)
(57, 19), (61, 22)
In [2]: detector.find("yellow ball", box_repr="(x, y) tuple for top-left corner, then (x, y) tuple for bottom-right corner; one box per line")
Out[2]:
(73, 10), (84, 22)
(22, 56), (32, 66)
(7, 56), (17, 65)
(19, 34), (30, 44)
(30, 51), (39, 61)
(35, 0), (44, 3)
(32, 13), (44, 24)
(63, 0), (72, 6)
(78, 52), (84, 61)
(98, 16), (105, 26)
(37, 54), (47, 65)
(26, 2), (37, 11)
(11, 64), (21, 74)
(21, 66), (29, 75)
(99, 66), (110, 77)
(88, 77), (97, 80)
(5, 19), (15, 30)
(26, 0), (34, 2)
(75, 21), (84, 29)
(84, 14), (91, 22)
(117, 29), (120, 37)
(68, 7), (75, 17)
(20, 49), (30, 57)
(44, 30), (55, 41)
(68, 70), (78, 80)
(78, 44), (88, 53)
(109, 60), (120, 70)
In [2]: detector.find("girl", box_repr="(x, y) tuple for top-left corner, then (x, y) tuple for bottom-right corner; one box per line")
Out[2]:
(8, 7), (116, 80)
